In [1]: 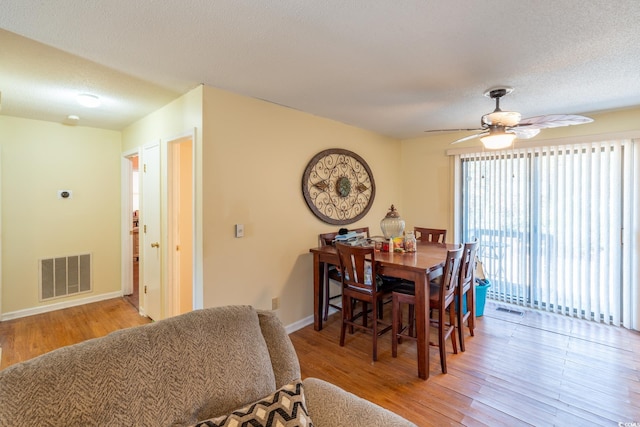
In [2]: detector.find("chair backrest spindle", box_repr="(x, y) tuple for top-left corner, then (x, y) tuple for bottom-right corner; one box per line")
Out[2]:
(459, 239), (479, 291)
(438, 247), (464, 302)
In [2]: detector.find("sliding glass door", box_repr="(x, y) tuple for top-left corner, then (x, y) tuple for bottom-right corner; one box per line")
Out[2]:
(460, 140), (632, 325)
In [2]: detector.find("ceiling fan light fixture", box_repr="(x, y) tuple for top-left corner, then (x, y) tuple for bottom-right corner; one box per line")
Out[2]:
(483, 110), (521, 127)
(443, 87), (594, 147)
(480, 129), (516, 149)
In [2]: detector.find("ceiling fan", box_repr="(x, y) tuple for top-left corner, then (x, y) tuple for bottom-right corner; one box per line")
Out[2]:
(426, 87), (594, 149)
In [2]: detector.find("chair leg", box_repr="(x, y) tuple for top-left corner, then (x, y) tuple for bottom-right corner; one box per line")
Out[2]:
(372, 299), (378, 362)
(362, 302), (368, 328)
(349, 299), (358, 334)
(438, 307), (447, 374)
(438, 310), (447, 374)
(457, 294), (466, 352)
(323, 265), (330, 321)
(340, 293), (348, 347)
(468, 290), (475, 336)
(449, 306), (458, 355)
(408, 304), (415, 337)
(391, 294), (400, 357)
(458, 290), (475, 351)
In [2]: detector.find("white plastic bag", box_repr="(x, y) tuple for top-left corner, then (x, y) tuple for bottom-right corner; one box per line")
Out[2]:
(475, 256), (486, 280)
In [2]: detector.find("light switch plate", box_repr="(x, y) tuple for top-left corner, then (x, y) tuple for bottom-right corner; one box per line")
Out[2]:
(235, 224), (244, 238)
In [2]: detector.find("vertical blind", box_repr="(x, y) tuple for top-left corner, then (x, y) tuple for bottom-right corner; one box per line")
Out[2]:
(459, 139), (637, 327)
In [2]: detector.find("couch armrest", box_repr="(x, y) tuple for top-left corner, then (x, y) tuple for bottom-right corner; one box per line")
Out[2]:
(256, 309), (301, 388)
(302, 378), (416, 427)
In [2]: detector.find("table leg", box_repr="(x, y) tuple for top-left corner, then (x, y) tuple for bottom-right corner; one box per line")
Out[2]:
(313, 253), (325, 331)
(414, 273), (429, 380)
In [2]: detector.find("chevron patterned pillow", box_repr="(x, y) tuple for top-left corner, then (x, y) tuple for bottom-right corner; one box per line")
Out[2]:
(193, 380), (313, 427)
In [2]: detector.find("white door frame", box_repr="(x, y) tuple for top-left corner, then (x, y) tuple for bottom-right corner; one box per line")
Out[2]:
(0, 150), (3, 319)
(120, 149), (140, 300)
(164, 129), (201, 315)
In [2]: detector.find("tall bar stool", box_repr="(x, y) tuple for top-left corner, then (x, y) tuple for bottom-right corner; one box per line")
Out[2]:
(336, 243), (396, 362)
(392, 246), (463, 374)
(457, 239), (479, 351)
(318, 227), (369, 321)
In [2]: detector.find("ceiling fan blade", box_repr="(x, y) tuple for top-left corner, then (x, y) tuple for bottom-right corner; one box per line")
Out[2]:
(517, 114), (593, 130)
(424, 128), (483, 133)
(511, 127), (541, 139)
(451, 131), (489, 144)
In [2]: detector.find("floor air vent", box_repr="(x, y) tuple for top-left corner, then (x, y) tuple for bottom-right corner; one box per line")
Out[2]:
(40, 254), (92, 300)
(496, 307), (524, 316)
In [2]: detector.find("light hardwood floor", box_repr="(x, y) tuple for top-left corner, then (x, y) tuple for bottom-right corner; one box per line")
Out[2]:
(291, 301), (640, 426)
(1, 298), (638, 426)
(0, 298), (151, 370)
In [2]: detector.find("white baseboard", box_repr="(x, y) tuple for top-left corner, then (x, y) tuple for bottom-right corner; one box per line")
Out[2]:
(2, 295), (325, 334)
(1, 291), (124, 321)
(284, 306), (341, 334)
(285, 314), (314, 334)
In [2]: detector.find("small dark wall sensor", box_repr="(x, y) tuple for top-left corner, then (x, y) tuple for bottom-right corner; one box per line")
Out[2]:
(58, 190), (73, 199)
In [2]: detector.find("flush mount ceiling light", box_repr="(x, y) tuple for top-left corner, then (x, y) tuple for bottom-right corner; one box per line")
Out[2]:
(76, 93), (101, 108)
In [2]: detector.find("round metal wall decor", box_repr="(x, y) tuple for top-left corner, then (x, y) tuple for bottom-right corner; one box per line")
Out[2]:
(302, 148), (376, 225)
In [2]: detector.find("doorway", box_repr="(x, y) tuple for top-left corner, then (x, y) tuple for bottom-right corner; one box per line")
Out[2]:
(125, 155), (140, 309)
(167, 135), (194, 316)
(121, 131), (199, 321)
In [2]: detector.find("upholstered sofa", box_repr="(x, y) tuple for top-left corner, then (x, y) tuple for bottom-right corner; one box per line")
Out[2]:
(0, 305), (415, 426)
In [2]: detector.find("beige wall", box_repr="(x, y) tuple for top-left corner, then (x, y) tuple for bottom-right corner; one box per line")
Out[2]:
(0, 116), (122, 314)
(3, 83), (636, 328)
(400, 106), (640, 242)
(122, 86), (203, 153)
(120, 84), (401, 326)
(201, 86), (401, 326)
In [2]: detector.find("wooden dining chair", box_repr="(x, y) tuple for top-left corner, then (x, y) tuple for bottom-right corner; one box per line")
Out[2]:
(392, 246), (463, 374)
(457, 239), (479, 351)
(318, 227), (369, 321)
(335, 243), (395, 362)
(414, 227), (447, 243)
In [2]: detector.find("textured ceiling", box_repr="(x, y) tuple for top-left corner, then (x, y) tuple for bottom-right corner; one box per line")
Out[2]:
(1, 0), (639, 138)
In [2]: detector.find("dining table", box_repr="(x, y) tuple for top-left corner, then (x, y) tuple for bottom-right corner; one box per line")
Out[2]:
(309, 240), (459, 380)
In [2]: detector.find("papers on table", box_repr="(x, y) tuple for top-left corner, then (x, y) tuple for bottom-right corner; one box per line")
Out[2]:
(334, 231), (369, 246)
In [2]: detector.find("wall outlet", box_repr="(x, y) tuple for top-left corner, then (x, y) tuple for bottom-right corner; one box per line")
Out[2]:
(271, 297), (279, 310)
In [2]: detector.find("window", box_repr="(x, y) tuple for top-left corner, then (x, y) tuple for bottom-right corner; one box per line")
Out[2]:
(458, 139), (636, 327)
